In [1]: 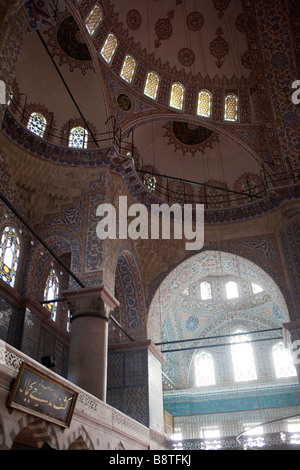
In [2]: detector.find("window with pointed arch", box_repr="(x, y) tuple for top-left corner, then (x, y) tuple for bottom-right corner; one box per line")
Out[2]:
(231, 330), (257, 382)
(27, 112), (47, 137)
(120, 55), (136, 83)
(0, 226), (20, 288)
(200, 281), (212, 300)
(224, 94), (238, 122)
(197, 90), (212, 118)
(144, 72), (160, 100)
(170, 83), (184, 110)
(43, 268), (59, 321)
(85, 5), (102, 36)
(195, 351), (216, 386)
(272, 342), (297, 378)
(226, 280), (239, 299)
(101, 33), (118, 64)
(69, 126), (88, 149)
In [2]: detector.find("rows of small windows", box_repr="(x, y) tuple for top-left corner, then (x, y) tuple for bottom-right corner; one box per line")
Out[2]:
(26, 112), (89, 148)
(194, 333), (297, 387)
(0, 225), (70, 329)
(25, 5), (239, 141)
(174, 418), (300, 445)
(183, 280), (263, 301)
(82, 4), (239, 121)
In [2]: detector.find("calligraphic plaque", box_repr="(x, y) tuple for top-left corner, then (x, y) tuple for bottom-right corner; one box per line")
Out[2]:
(7, 362), (78, 427)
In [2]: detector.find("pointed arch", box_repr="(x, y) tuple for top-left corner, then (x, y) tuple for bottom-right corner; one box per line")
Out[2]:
(111, 248), (147, 341)
(144, 71), (160, 100)
(272, 341), (297, 378)
(120, 55), (136, 83)
(43, 268), (59, 321)
(69, 126), (88, 149)
(170, 82), (184, 110)
(224, 93), (238, 122)
(194, 351), (215, 386)
(27, 112), (47, 137)
(230, 329), (257, 382)
(101, 33), (118, 64)
(85, 4), (102, 36)
(197, 90), (212, 117)
(0, 225), (21, 288)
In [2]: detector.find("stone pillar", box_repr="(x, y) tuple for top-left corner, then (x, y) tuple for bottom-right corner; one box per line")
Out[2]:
(107, 340), (165, 432)
(283, 320), (300, 382)
(63, 286), (119, 401)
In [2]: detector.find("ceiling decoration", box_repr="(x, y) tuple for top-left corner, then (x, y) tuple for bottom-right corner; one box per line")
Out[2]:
(163, 121), (219, 156)
(43, 11), (94, 74)
(178, 48), (195, 67)
(116, 93), (132, 112)
(186, 11), (204, 32)
(213, 0), (231, 19)
(154, 10), (174, 48)
(209, 27), (229, 68)
(235, 12), (246, 33)
(126, 9), (142, 31)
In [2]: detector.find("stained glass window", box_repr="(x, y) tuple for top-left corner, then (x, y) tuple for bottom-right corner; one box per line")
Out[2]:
(43, 268), (59, 321)
(200, 281), (212, 300)
(272, 342), (297, 378)
(170, 83), (184, 110)
(226, 280), (239, 299)
(144, 72), (160, 100)
(69, 126), (88, 149)
(27, 112), (47, 137)
(224, 94), (238, 121)
(101, 33), (117, 64)
(197, 90), (212, 117)
(0, 226), (20, 288)
(143, 173), (156, 192)
(120, 55), (136, 83)
(85, 5), (102, 36)
(195, 351), (215, 386)
(67, 308), (71, 332)
(231, 330), (257, 382)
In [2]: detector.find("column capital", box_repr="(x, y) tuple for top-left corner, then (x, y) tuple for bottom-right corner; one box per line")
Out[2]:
(63, 285), (119, 321)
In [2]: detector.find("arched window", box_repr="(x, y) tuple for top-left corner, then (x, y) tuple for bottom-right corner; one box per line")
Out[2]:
(226, 280), (239, 299)
(0, 226), (20, 288)
(69, 126), (88, 149)
(27, 112), (47, 137)
(120, 55), (136, 83)
(170, 83), (184, 110)
(43, 268), (59, 321)
(231, 330), (257, 382)
(85, 5), (102, 36)
(195, 351), (215, 386)
(272, 342), (297, 378)
(224, 94), (238, 122)
(100, 33), (118, 64)
(200, 281), (212, 300)
(197, 90), (212, 118)
(144, 72), (160, 100)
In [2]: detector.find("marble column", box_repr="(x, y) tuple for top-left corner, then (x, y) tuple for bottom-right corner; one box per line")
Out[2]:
(63, 285), (119, 401)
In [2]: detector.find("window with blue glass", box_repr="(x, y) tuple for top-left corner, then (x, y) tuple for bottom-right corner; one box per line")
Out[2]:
(43, 268), (59, 321)
(0, 226), (20, 288)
